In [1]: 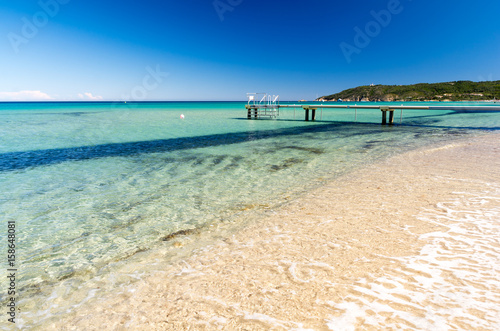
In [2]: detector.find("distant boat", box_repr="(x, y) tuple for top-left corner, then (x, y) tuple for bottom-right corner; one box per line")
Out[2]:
(298, 99), (307, 102)
(338, 98), (343, 102)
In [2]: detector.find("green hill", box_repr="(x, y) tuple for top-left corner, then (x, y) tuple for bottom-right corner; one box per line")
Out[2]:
(318, 81), (500, 102)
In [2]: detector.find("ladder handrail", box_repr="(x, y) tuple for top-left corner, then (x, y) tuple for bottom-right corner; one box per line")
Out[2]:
(259, 94), (267, 104)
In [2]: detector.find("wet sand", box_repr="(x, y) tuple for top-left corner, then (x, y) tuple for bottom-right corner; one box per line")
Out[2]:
(48, 133), (500, 330)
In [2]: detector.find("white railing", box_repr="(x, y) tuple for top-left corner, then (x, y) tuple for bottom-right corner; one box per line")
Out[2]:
(246, 93), (279, 106)
(246, 93), (280, 118)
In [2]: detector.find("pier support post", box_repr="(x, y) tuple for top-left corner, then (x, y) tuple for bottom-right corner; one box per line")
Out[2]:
(381, 109), (387, 125)
(381, 107), (395, 125)
(246, 105), (258, 119)
(304, 106), (317, 121)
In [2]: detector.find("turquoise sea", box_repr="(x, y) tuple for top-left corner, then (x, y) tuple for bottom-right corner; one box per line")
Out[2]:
(1, 101), (499, 327)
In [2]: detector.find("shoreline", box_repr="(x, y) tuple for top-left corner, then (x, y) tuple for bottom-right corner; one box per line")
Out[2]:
(39, 132), (500, 329)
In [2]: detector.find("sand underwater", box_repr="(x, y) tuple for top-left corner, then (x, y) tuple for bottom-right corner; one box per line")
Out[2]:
(40, 133), (500, 330)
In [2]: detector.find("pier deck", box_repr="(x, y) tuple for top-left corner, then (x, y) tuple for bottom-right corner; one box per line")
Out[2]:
(245, 103), (500, 125)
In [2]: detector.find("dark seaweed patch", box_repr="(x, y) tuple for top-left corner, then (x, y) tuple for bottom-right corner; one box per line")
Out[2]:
(223, 156), (244, 171)
(191, 158), (205, 166)
(445, 129), (466, 136)
(161, 228), (200, 241)
(363, 142), (380, 149)
(211, 155), (227, 166)
(58, 270), (76, 281)
(121, 201), (143, 212)
(270, 158), (305, 171)
(283, 146), (325, 154)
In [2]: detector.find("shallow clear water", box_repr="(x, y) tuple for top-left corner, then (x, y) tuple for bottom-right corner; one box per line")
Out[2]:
(0, 101), (499, 327)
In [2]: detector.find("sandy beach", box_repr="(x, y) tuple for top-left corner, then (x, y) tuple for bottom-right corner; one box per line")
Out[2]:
(46, 133), (500, 330)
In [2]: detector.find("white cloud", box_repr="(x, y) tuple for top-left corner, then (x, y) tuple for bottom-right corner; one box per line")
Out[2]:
(0, 90), (53, 101)
(78, 92), (103, 101)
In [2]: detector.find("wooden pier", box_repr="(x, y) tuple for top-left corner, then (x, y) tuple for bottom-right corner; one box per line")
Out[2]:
(245, 99), (500, 125)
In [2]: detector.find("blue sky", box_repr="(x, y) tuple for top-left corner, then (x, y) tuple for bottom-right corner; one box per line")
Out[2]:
(1, 0), (499, 101)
